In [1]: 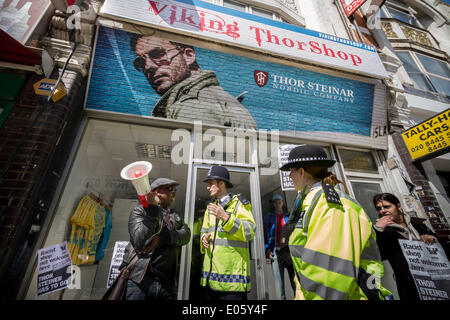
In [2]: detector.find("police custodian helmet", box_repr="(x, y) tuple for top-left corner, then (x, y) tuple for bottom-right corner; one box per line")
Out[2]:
(203, 165), (233, 188)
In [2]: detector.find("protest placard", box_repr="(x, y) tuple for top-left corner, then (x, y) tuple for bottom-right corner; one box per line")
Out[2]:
(37, 241), (73, 296)
(106, 241), (129, 288)
(399, 239), (450, 300)
(278, 144), (299, 191)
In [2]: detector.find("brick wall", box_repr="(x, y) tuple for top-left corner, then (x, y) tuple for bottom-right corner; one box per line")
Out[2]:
(0, 69), (83, 297)
(392, 131), (450, 247)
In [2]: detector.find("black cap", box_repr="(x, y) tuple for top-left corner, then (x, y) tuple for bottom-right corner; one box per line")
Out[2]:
(203, 166), (233, 188)
(150, 178), (179, 190)
(279, 145), (335, 171)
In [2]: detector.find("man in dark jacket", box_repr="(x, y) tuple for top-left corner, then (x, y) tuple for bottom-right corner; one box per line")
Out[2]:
(122, 178), (191, 300)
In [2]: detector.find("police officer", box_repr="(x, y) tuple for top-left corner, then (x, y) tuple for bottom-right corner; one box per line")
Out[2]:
(280, 145), (391, 300)
(200, 166), (256, 300)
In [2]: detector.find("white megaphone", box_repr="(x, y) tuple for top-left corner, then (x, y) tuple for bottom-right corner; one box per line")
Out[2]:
(120, 161), (152, 208)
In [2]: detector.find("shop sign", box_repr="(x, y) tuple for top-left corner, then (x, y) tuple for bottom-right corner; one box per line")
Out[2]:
(278, 144), (299, 191)
(100, 0), (387, 79)
(106, 241), (129, 288)
(37, 241), (73, 296)
(340, 0), (368, 17)
(33, 78), (67, 102)
(401, 108), (450, 162)
(399, 239), (450, 300)
(87, 26), (385, 149)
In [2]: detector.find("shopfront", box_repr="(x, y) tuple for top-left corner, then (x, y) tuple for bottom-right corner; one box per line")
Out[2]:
(22, 0), (401, 300)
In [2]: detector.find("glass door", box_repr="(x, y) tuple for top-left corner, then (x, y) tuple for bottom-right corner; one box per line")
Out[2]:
(177, 164), (266, 300)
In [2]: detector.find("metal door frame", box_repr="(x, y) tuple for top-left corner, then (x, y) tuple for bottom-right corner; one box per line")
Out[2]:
(177, 133), (267, 300)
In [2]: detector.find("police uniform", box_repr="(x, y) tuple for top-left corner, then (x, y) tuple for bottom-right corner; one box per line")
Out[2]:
(199, 166), (256, 299)
(280, 145), (391, 300)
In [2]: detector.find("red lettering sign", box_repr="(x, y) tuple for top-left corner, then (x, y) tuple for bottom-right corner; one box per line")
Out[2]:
(340, 0), (367, 17)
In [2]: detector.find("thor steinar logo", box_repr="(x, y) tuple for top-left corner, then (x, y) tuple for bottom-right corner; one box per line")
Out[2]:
(66, 0), (81, 30)
(268, 72), (355, 103)
(254, 70), (268, 87)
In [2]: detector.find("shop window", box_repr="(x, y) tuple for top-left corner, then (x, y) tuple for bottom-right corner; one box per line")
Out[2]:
(397, 51), (450, 97)
(25, 119), (189, 299)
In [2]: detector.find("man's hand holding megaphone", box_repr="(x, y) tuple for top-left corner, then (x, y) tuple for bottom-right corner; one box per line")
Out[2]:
(147, 190), (160, 206)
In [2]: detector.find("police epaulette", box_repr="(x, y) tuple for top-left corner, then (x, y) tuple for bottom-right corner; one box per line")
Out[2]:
(237, 194), (250, 205)
(321, 182), (343, 206)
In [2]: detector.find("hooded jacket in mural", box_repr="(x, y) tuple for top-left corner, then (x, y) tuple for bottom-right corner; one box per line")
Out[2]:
(152, 70), (257, 130)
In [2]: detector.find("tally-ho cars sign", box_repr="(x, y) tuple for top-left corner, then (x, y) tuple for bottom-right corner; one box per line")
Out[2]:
(100, 0), (388, 79)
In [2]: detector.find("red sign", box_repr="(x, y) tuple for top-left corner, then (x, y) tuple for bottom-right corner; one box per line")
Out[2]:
(341, 0), (368, 17)
(254, 70), (268, 87)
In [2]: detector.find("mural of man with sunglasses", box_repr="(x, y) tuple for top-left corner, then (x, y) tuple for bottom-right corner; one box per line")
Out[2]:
(131, 34), (257, 129)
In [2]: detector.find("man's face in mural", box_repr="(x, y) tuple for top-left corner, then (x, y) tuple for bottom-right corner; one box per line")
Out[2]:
(134, 36), (196, 95)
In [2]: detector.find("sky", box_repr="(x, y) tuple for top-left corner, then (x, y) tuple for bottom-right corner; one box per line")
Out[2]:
(443, 0), (450, 5)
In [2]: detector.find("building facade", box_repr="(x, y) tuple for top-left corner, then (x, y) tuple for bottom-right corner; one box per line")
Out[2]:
(0, 0), (448, 300)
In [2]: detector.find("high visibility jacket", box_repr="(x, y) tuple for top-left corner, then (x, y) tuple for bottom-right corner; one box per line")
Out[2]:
(289, 183), (391, 300)
(200, 194), (256, 292)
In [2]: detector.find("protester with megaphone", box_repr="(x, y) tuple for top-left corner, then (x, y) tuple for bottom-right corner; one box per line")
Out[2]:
(119, 161), (191, 300)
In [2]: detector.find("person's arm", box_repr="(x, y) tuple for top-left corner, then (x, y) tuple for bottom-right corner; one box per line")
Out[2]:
(167, 212), (191, 247)
(221, 200), (256, 242)
(128, 205), (160, 251)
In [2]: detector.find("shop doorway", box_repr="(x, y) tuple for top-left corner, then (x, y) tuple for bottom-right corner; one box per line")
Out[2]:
(177, 164), (267, 300)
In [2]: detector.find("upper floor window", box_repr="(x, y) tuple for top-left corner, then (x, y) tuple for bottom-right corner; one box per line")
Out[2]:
(396, 51), (450, 97)
(380, 0), (422, 28)
(221, 0), (289, 23)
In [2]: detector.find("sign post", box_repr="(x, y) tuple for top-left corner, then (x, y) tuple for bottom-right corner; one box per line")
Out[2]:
(401, 108), (450, 162)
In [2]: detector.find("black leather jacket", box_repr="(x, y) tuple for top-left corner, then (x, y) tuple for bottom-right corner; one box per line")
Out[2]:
(121, 204), (190, 286)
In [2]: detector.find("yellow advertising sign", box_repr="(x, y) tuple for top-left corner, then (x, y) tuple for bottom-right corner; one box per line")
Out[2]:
(33, 78), (67, 102)
(401, 108), (450, 161)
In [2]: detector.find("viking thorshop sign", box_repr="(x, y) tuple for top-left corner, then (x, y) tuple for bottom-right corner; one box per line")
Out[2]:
(399, 239), (450, 300)
(100, 0), (387, 79)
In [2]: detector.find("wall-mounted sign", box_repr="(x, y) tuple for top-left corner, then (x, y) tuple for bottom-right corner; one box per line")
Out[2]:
(401, 108), (450, 162)
(340, 0), (368, 17)
(87, 26), (385, 150)
(100, 0), (387, 79)
(33, 78), (67, 102)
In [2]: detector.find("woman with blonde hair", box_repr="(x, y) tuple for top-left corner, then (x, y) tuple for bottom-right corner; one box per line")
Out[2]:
(322, 172), (349, 194)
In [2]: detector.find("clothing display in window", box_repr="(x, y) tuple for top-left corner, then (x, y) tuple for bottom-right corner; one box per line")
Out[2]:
(67, 194), (111, 265)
